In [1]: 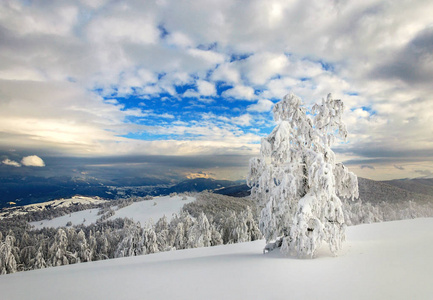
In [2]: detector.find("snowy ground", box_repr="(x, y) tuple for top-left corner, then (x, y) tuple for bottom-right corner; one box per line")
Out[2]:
(30, 195), (196, 229)
(2, 218), (432, 300)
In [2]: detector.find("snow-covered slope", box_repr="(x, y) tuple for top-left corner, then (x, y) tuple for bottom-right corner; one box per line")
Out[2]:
(107, 195), (195, 224)
(30, 195), (195, 229)
(1, 218), (432, 300)
(0, 196), (107, 220)
(30, 208), (102, 229)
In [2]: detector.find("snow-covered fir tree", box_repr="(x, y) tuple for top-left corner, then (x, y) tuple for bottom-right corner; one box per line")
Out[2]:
(115, 221), (144, 258)
(0, 234), (18, 274)
(247, 93), (358, 257)
(50, 228), (70, 266)
(142, 223), (158, 255)
(187, 212), (212, 248)
(32, 246), (47, 270)
(155, 216), (171, 251)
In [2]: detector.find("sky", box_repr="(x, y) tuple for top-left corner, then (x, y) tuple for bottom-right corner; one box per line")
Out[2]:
(0, 0), (432, 181)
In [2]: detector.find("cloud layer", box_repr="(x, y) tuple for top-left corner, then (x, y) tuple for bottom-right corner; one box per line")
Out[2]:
(1, 0), (432, 179)
(2, 155), (45, 167)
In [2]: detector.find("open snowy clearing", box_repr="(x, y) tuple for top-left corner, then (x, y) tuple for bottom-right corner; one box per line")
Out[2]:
(30, 208), (103, 229)
(106, 195), (196, 224)
(2, 218), (432, 300)
(30, 195), (196, 229)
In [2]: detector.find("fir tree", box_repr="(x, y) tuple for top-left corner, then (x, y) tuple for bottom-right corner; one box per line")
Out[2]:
(0, 234), (18, 274)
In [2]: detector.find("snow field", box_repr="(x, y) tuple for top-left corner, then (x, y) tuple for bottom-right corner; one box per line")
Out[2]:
(1, 218), (432, 300)
(30, 209), (101, 229)
(30, 195), (196, 229)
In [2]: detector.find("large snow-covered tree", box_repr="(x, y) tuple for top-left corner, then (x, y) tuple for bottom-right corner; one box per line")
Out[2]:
(247, 93), (358, 257)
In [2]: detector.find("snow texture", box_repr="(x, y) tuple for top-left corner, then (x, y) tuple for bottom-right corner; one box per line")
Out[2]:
(1, 218), (432, 300)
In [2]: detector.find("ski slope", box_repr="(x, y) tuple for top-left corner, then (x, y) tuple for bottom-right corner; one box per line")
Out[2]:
(2, 218), (433, 300)
(30, 195), (196, 229)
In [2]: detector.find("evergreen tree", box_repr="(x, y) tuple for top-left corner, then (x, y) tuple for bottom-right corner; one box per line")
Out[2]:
(155, 216), (170, 251)
(187, 212), (211, 248)
(142, 223), (158, 255)
(49, 228), (70, 266)
(210, 224), (223, 246)
(115, 222), (144, 258)
(174, 223), (186, 250)
(240, 207), (262, 242)
(32, 246), (47, 270)
(0, 234), (18, 274)
(76, 229), (91, 262)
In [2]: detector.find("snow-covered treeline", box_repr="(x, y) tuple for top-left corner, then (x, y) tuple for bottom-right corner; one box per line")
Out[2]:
(0, 193), (260, 275)
(343, 198), (433, 226)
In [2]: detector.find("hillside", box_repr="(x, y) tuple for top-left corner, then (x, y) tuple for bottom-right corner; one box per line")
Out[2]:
(215, 178), (433, 206)
(0, 196), (107, 220)
(29, 195), (196, 229)
(385, 178), (433, 198)
(357, 177), (433, 204)
(1, 218), (432, 300)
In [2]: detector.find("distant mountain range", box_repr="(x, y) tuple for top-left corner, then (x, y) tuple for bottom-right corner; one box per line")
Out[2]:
(0, 176), (241, 209)
(1, 174), (432, 209)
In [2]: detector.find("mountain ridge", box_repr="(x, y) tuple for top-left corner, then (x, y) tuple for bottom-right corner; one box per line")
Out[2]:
(2, 176), (433, 210)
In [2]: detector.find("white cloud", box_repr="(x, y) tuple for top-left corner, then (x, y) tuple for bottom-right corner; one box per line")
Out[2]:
(197, 80), (216, 96)
(183, 89), (199, 98)
(166, 31), (195, 48)
(87, 14), (159, 45)
(187, 49), (225, 66)
(2, 159), (21, 167)
(242, 52), (290, 85)
(211, 63), (241, 84)
(231, 114), (252, 127)
(21, 155), (45, 167)
(0, 2), (78, 36)
(0, 80), (146, 154)
(223, 85), (256, 101)
(247, 99), (274, 113)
